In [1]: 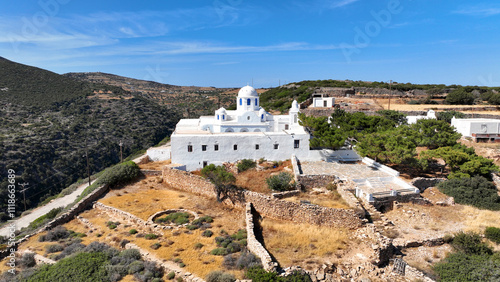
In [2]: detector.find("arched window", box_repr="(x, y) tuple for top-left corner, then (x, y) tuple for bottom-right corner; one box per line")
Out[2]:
(225, 128), (234, 132)
(239, 98), (242, 105)
(255, 98), (258, 106)
(240, 128), (249, 132)
(247, 99), (251, 105)
(222, 115), (225, 120)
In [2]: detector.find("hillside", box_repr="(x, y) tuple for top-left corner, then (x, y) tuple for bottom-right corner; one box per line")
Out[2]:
(0, 59), (179, 221)
(260, 79), (500, 112)
(65, 72), (238, 118)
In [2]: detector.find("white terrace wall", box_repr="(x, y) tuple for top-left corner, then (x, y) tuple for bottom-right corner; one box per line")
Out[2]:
(162, 167), (363, 229)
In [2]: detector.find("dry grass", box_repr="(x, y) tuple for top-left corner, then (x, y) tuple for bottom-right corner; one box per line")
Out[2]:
(282, 192), (351, 209)
(261, 218), (348, 267)
(235, 161), (292, 194)
(462, 206), (500, 233)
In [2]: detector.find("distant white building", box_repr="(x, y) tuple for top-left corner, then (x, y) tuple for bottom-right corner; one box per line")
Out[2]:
(451, 117), (500, 142)
(311, 94), (335, 108)
(169, 86), (319, 171)
(406, 110), (436, 124)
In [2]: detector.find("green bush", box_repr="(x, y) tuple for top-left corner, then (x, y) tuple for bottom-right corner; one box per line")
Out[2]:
(206, 270), (236, 282)
(39, 226), (70, 242)
(29, 207), (63, 229)
(433, 252), (500, 281)
(25, 252), (109, 282)
(211, 248), (229, 256)
(150, 243), (161, 250)
(96, 161), (141, 188)
(438, 176), (500, 210)
(106, 221), (120, 229)
(451, 231), (493, 255)
(145, 234), (158, 240)
(266, 172), (295, 191)
(485, 227), (500, 244)
(237, 159), (256, 172)
(194, 242), (204, 249)
(246, 266), (312, 282)
(45, 244), (64, 254)
(155, 212), (191, 225)
(167, 271), (176, 280)
(129, 229), (138, 234)
(202, 230), (214, 237)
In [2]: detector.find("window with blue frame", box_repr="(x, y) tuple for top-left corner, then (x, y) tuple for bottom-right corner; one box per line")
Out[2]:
(217, 115), (219, 120)
(247, 99), (251, 105)
(255, 98), (258, 106)
(239, 98), (242, 105)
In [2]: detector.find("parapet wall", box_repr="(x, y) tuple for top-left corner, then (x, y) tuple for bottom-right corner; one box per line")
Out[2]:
(162, 167), (363, 229)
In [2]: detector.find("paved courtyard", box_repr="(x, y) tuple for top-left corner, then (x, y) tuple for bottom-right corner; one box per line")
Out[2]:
(300, 161), (391, 180)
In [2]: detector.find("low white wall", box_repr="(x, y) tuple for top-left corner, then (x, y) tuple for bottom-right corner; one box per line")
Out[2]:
(147, 147), (171, 161)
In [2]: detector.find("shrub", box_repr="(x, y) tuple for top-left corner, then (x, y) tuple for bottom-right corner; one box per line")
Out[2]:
(451, 231), (493, 255)
(119, 248), (142, 260)
(120, 239), (130, 249)
(155, 212), (191, 225)
(485, 227), (500, 244)
(129, 229), (138, 234)
(206, 271), (236, 282)
(211, 248), (228, 256)
(438, 176), (500, 210)
(231, 229), (247, 241)
(26, 252), (109, 282)
(246, 266), (312, 282)
(128, 260), (145, 274)
(150, 243), (161, 250)
(236, 250), (261, 269)
(433, 252), (500, 281)
(55, 242), (85, 260)
(194, 242), (204, 249)
(18, 252), (36, 268)
(29, 207), (63, 229)
(227, 242), (241, 253)
(96, 161), (141, 188)
(266, 172), (295, 191)
(45, 244), (64, 254)
(167, 271), (176, 280)
(202, 230), (214, 237)
(179, 262), (186, 267)
(145, 234), (158, 240)
(238, 159), (256, 172)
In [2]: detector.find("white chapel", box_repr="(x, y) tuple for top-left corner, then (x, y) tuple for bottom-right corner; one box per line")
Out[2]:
(169, 85), (315, 170)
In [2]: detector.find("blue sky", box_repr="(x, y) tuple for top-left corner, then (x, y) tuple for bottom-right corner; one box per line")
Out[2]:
(1, 0), (500, 88)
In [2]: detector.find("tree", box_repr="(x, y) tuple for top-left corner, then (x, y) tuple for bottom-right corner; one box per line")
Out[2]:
(445, 88), (474, 105)
(201, 164), (236, 202)
(356, 129), (416, 164)
(376, 110), (407, 126)
(437, 110), (466, 124)
(406, 119), (461, 149)
(438, 176), (500, 210)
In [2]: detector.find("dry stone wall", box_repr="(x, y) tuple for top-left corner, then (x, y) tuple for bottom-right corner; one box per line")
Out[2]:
(162, 167), (363, 229)
(245, 203), (278, 272)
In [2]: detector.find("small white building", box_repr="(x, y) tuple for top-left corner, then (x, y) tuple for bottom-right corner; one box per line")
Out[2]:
(170, 86), (319, 171)
(451, 117), (500, 142)
(311, 94), (335, 108)
(406, 110), (436, 124)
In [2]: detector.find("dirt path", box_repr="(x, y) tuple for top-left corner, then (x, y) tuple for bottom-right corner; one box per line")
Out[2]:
(0, 180), (95, 237)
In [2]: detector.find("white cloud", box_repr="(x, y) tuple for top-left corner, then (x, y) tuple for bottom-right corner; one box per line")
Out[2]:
(330, 0), (359, 9)
(453, 6), (500, 17)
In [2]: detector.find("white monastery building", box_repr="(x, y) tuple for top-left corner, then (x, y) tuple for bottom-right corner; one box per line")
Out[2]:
(451, 117), (500, 142)
(170, 86), (317, 171)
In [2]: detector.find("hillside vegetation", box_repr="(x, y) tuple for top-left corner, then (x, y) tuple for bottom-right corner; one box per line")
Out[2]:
(260, 79), (500, 112)
(0, 58), (179, 221)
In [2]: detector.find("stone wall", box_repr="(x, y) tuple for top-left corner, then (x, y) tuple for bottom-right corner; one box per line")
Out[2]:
(140, 169), (162, 176)
(410, 177), (446, 191)
(162, 167), (363, 229)
(245, 203), (278, 272)
(337, 180), (365, 212)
